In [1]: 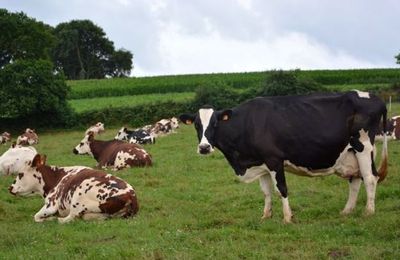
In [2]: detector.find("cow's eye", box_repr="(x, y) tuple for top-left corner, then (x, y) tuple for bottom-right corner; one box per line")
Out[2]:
(18, 173), (24, 179)
(80, 142), (84, 146)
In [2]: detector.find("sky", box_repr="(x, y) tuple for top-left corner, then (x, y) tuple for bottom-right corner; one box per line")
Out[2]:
(2, 0), (400, 77)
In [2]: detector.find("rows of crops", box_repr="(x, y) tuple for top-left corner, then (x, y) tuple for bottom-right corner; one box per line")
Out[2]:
(67, 68), (400, 99)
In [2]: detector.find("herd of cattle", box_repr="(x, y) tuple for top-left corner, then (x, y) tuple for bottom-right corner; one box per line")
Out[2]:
(0, 117), (178, 223)
(0, 90), (397, 224)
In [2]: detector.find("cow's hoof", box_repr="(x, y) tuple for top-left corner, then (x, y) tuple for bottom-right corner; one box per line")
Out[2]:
(340, 209), (353, 216)
(363, 208), (375, 216)
(261, 211), (272, 220)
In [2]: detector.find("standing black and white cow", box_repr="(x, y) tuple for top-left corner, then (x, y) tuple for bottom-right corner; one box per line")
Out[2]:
(180, 91), (388, 223)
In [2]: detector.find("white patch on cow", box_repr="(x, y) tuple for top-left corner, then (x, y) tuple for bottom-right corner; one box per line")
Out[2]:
(114, 151), (136, 170)
(85, 122), (105, 135)
(354, 129), (377, 215)
(198, 108), (215, 153)
(240, 164), (269, 183)
(0, 146), (37, 176)
(259, 174), (273, 219)
(353, 90), (370, 98)
(341, 178), (362, 215)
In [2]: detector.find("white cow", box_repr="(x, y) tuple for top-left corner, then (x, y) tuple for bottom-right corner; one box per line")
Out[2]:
(0, 145), (37, 175)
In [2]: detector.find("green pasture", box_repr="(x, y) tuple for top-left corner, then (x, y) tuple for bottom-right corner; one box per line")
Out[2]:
(0, 125), (399, 259)
(69, 92), (195, 113)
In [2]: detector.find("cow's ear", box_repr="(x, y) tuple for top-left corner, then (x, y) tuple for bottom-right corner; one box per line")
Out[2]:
(87, 131), (94, 141)
(179, 114), (196, 125)
(31, 154), (42, 167)
(217, 109), (233, 121)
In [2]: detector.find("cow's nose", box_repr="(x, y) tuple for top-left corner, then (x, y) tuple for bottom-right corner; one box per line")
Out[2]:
(8, 186), (16, 195)
(198, 143), (211, 154)
(72, 148), (78, 154)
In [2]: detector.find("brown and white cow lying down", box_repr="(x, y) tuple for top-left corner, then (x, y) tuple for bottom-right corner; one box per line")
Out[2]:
(9, 154), (139, 223)
(1, 132), (11, 144)
(17, 128), (39, 145)
(73, 132), (152, 171)
(85, 122), (105, 135)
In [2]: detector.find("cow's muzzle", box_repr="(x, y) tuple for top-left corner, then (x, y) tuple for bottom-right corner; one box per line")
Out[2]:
(72, 148), (78, 154)
(8, 185), (16, 196)
(198, 143), (213, 155)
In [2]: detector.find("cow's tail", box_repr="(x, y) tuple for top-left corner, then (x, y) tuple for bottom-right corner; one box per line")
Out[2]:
(377, 108), (388, 183)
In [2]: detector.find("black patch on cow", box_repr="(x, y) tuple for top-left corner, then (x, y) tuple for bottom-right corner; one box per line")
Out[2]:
(371, 152), (378, 176)
(349, 136), (364, 153)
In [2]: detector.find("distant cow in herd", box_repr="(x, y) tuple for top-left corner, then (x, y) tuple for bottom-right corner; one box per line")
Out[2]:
(115, 127), (155, 145)
(0, 145), (37, 176)
(1, 132), (11, 145)
(16, 128), (39, 145)
(85, 122), (105, 135)
(73, 132), (152, 171)
(9, 154), (139, 223)
(377, 115), (400, 140)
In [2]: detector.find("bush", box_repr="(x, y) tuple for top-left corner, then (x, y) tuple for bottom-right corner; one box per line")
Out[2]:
(191, 81), (241, 110)
(259, 70), (328, 96)
(0, 59), (74, 128)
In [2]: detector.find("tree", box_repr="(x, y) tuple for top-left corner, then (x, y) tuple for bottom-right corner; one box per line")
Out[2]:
(259, 70), (327, 96)
(396, 53), (400, 65)
(107, 48), (133, 77)
(52, 20), (133, 79)
(0, 59), (73, 126)
(0, 9), (55, 68)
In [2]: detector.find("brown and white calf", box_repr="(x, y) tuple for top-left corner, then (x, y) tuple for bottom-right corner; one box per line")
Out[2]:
(1, 132), (11, 144)
(85, 122), (105, 135)
(9, 154), (139, 223)
(16, 128), (39, 145)
(73, 132), (152, 170)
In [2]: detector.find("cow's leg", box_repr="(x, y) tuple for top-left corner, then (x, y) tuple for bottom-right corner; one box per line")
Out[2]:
(82, 213), (109, 221)
(341, 177), (362, 215)
(268, 161), (292, 223)
(58, 214), (76, 224)
(259, 174), (273, 219)
(353, 131), (378, 215)
(34, 203), (58, 222)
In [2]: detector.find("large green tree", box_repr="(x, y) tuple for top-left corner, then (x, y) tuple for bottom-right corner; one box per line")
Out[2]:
(0, 9), (55, 68)
(0, 59), (73, 126)
(52, 20), (133, 79)
(396, 53), (400, 65)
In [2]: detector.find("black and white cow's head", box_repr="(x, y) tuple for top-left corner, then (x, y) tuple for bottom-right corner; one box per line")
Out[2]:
(115, 127), (129, 141)
(180, 106), (232, 155)
(73, 132), (94, 155)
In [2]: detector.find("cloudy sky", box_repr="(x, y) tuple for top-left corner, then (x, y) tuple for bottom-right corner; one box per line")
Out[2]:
(2, 0), (400, 76)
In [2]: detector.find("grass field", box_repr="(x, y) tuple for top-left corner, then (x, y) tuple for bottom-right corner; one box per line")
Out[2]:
(0, 124), (399, 259)
(69, 92), (195, 113)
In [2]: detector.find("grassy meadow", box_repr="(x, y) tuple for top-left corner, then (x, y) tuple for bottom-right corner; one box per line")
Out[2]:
(0, 124), (399, 259)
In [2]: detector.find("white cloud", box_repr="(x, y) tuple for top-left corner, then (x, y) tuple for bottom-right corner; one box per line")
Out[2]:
(133, 22), (380, 76)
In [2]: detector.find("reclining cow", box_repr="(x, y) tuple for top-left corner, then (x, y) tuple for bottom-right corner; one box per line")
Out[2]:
(9, 154), (139, 223)
(0, 144), (37, 176)
(85, 122), (105, 135)
(115, 127), (155, 145)
(73, 132), (152, 170)
(16, 128), (39, 145)
(1, 132), (11, 145)
(180, 90), (388, 223)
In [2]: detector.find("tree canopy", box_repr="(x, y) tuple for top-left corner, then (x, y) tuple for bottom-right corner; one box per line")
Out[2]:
(52, 20), (133, 79)
(0, 9), (55, 68)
